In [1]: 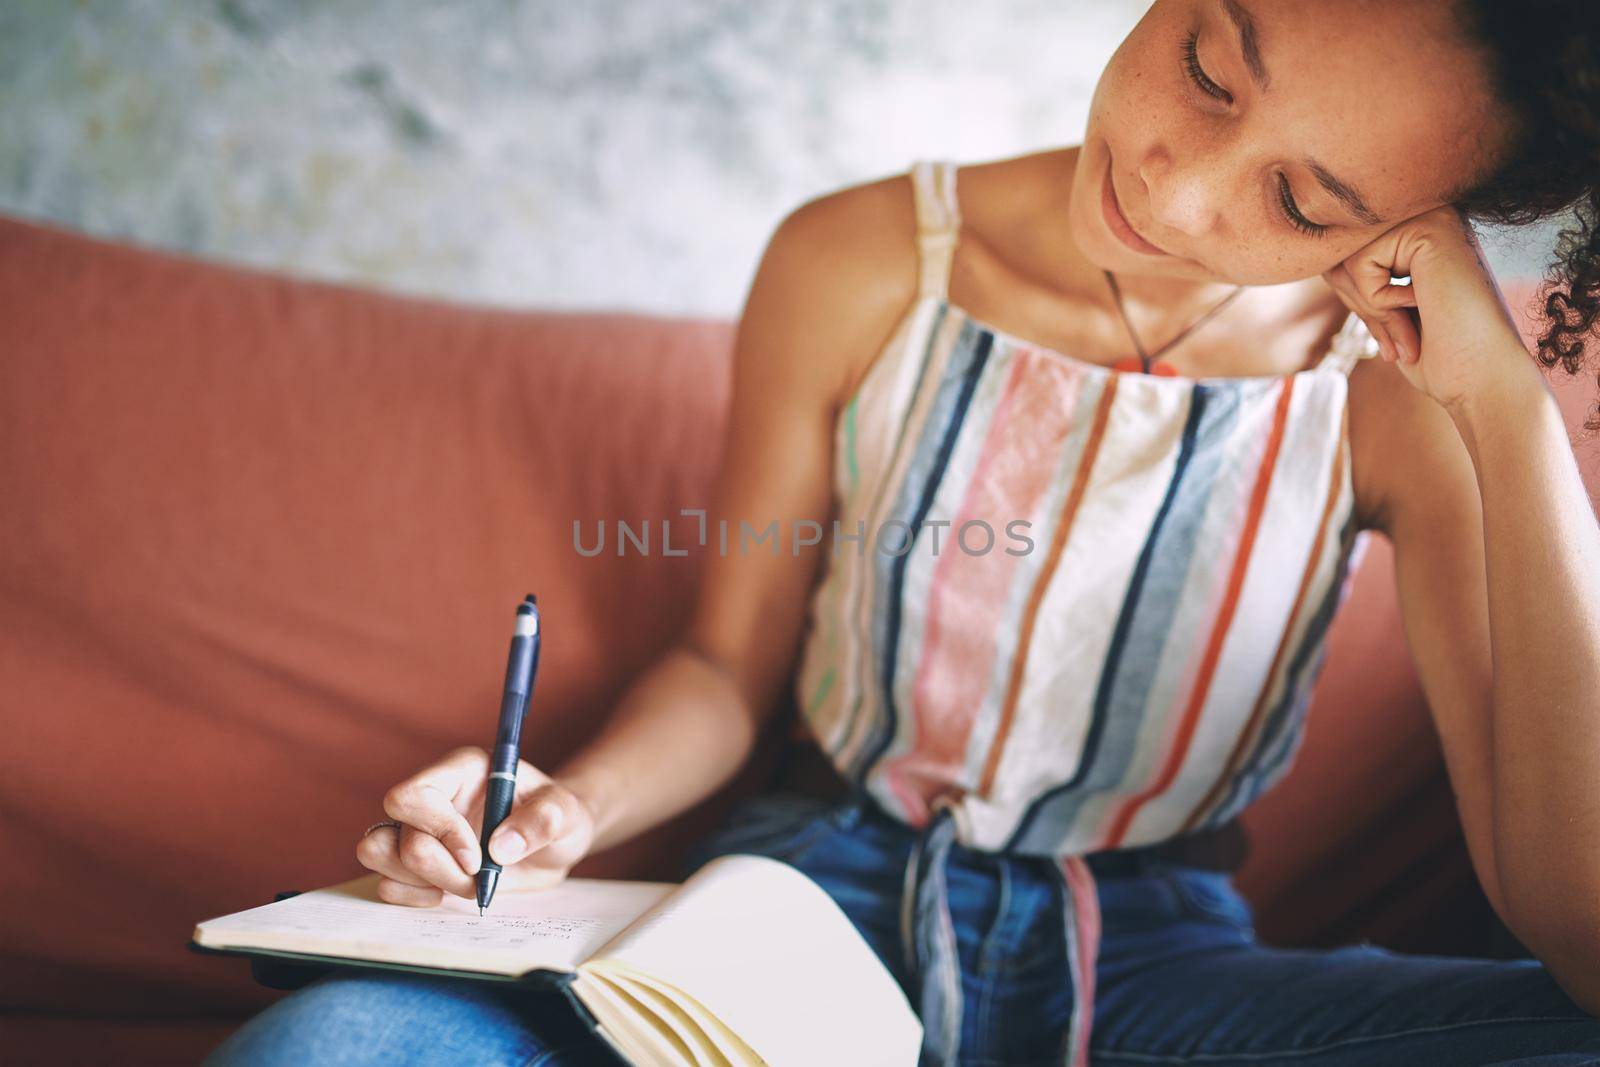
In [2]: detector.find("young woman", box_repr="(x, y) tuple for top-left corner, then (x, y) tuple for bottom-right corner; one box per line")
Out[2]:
(209, 1), (1600, 1063)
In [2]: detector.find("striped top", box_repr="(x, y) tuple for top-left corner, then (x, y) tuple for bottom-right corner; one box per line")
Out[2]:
(789, 159), (1380, 1066)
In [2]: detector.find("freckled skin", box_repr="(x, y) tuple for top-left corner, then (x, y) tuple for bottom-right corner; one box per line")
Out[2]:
(922, 0), (1520, 392)
(1064, 0), (1513, 295)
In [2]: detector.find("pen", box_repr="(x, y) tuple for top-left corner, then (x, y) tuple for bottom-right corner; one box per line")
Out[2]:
(476, 593), (541, 915)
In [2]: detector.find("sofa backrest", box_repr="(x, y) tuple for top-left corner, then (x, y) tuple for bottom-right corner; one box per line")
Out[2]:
(0, 214), (744, 1014)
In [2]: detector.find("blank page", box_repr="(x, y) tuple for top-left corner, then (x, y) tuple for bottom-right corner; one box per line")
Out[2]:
(592, 853), (923, 1067)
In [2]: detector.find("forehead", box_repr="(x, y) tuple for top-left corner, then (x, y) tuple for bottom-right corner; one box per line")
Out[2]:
(1222, 0), (1504, 217)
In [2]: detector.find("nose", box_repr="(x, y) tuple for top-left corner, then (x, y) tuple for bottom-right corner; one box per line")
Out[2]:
(1139, 153), (1225, 239)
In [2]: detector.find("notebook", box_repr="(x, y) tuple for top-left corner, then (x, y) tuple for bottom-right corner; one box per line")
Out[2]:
(191, 852), (922, 1067)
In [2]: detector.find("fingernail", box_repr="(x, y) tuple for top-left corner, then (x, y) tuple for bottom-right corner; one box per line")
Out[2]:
(491, 829), (527, 863)
(1395, 339), (1410, 362)
(455, 847), (479, 874)
(542, 803), (564, 834)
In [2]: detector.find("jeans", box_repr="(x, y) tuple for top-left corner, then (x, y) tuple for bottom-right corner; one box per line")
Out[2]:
(206, 788), (1600, 1066)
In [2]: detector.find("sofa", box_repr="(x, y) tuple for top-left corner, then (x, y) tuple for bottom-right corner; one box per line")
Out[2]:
(2, 212), (1596, 1065)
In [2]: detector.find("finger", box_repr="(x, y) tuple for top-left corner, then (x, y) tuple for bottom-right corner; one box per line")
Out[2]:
(1345, 232), (1416, 304)
(1367, 278), (1418, 311)
(1374, 318), (1401, 363)
(1383, 306), (1423, 365)
(1353, 295), (1416, 364)
(397, 824), (478, 899)
(488, 785), (585, 868)
(383, 747), (487, 874)
(1366, 275), (1420, 362)
(1324, 264), (1400, 363)
(376, 875), (444, 908)
(355, 825), (432, 887)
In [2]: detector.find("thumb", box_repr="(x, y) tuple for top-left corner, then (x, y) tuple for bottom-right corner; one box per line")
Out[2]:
(487, 784), (587, 867)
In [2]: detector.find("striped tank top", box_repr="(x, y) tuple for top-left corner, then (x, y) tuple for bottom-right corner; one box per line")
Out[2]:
(790, 159), (1380, 1066)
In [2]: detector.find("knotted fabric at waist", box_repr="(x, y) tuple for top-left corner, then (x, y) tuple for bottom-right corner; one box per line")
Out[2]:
(775, 736), (1251, 1066)
(775, 735), (1251, 873)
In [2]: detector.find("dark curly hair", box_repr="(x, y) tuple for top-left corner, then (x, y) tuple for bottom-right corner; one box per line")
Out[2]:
(1445, 1), (1600, 431)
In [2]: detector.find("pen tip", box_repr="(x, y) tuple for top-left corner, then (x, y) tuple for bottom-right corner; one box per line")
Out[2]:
(479, 906), (485, 917)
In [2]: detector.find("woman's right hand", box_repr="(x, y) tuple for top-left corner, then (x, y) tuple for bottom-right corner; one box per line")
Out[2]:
(356, 745), (597, 907)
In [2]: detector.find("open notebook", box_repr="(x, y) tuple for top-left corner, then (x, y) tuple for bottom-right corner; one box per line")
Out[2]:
(191, 852), (922, 1067)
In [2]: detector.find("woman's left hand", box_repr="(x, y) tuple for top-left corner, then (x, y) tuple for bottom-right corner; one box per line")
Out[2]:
(1320, 203), (1534, 414)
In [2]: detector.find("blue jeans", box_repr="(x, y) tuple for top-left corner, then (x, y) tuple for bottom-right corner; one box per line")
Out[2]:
(206, 788), (1600, 1066)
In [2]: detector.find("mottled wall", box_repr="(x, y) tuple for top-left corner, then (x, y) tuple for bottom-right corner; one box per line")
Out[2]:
(0, 0), (1566, 317)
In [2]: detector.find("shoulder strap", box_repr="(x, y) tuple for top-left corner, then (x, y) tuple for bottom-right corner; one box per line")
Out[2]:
(910, 159), (962, 299)
(1321, 310), (1381, 376)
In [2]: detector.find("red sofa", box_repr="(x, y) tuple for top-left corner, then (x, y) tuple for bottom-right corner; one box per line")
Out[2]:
(2, 213), (1595, 1064)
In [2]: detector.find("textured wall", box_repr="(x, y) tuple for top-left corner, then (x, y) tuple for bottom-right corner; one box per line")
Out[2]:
(0, 0), (1568, 317)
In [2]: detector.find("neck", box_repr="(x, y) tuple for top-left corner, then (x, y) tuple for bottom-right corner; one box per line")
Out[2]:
(1100, 270), (1243, 312)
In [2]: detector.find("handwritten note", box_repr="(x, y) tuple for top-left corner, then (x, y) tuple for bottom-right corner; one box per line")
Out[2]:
(195, 872), (677, 976)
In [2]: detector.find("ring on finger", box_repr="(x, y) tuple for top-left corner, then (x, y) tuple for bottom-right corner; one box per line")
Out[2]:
(363, 818), (402, 837)
(360, 828), (433, 887)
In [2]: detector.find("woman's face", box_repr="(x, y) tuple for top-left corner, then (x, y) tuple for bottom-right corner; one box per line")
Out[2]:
(1071, 0), (1513, 286)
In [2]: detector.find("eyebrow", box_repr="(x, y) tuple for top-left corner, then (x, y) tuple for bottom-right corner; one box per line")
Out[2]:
(1220, 0), (1387, 227)
(1304, 158), (1386, 226)
(1220, 0), (1269, 91)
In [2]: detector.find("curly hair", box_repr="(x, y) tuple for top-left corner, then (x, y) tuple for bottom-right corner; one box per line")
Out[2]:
(1446, 0), (1600, 431)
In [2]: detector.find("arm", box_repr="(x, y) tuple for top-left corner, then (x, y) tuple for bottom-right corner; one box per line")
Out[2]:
(366, 177), (922, 902)
(1446, 359), (1600, 1009)
(1370, 358), (1503, 921)
(553, 180), (917, 855)
(1380, 349), (1600, 1013)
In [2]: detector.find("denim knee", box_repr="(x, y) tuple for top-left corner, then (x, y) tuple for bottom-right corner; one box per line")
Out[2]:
(202, 970), (605, 1067)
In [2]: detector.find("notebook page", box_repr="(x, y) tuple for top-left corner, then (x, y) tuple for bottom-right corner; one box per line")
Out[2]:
(591, 854), (923, 1067)
(194, 872), (675, 976)
(572, 968), (698, 1067)
(591, 960), (762, 1067)
(601, 965), (742, 1067)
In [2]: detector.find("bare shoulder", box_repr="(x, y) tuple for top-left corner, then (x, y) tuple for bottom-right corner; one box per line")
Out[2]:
(1347, 353), (1480, 537)
(746, 169), (925, 412)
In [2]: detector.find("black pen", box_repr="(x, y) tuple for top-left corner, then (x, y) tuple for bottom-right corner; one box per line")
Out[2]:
(476, 593), (541, 915)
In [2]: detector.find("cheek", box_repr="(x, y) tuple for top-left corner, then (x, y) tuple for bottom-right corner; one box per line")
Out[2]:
(1224, 243), (1343, 286)
(1108, 9), (1188, 100)
(1098, 52), (1160, 117)
(1093, 22), (1169, 118)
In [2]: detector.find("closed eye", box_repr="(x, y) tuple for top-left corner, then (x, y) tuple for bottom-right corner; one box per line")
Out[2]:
(1277, 174), (1329, 238)
(1180, 29), (1230, 103)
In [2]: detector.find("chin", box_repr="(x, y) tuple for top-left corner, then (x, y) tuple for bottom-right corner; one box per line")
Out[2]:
(1064, 211), (1108, 271)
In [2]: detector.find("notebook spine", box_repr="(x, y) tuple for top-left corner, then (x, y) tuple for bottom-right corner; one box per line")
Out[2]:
(548, 969), (603, 1032)
(554, 973), (634, 1066)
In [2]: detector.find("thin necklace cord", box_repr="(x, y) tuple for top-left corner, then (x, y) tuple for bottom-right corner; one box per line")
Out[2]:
(1103, 269), (1245, 373)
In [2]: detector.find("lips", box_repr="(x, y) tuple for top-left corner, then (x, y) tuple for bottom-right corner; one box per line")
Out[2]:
(1101, 161), (1170, 257)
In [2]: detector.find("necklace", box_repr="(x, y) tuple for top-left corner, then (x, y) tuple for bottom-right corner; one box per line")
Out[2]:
(1102, 269), (1245, 376)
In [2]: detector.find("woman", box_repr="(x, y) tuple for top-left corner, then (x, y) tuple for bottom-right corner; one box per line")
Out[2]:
(209, 0), (1600, 1064)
